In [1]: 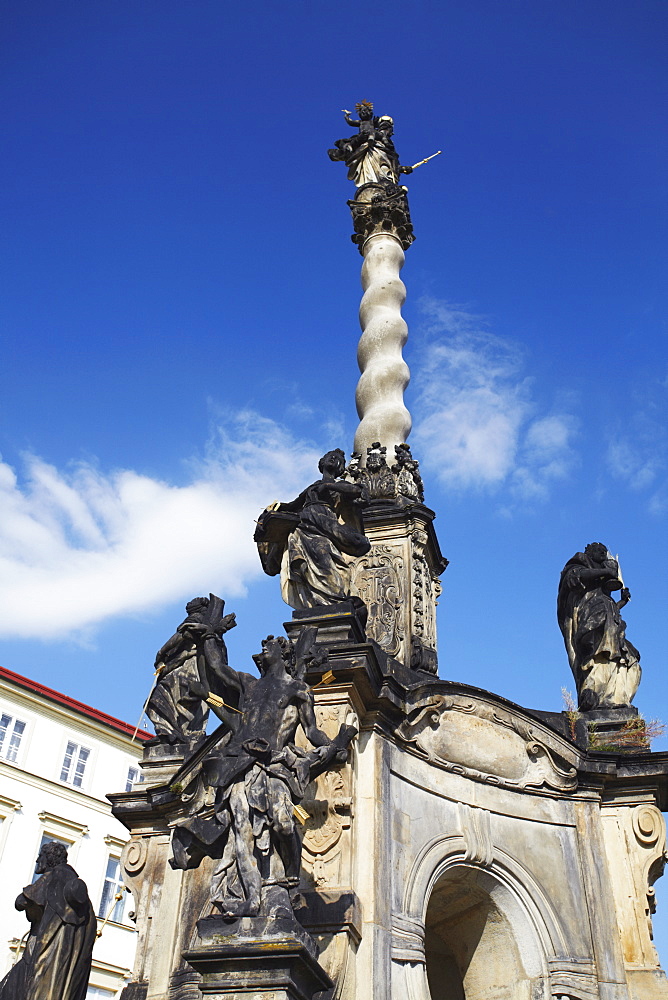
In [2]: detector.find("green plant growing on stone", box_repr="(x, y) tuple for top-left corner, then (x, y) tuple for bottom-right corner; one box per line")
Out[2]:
(561, 688), (580, 742)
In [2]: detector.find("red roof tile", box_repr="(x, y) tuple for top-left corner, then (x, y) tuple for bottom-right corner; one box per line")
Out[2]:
(0, 665), (151, 742)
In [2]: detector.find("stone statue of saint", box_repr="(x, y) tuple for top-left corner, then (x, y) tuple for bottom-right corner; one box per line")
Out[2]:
(557, 542), (641, 711)
(146, 594), (237, 746)
(170, 630), (357, 920)
(328, 104), (414, 188)
(0, 841), (96, 1000)
(255, 449), (370, 610)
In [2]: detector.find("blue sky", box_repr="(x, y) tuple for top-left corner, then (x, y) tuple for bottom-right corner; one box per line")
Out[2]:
(1, 0), (667, 954)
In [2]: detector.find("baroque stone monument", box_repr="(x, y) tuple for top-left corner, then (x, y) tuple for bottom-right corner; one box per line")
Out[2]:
(109, 105), (668, 1000)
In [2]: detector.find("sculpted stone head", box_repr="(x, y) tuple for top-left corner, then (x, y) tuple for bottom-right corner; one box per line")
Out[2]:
(186, 597), (209, 614)
(318, 449), (346, 478)
(252, 634), (295, 676)
(585, 542), (609, 564)
(36, 840), (68, 874)
(355, 100), (374, 120)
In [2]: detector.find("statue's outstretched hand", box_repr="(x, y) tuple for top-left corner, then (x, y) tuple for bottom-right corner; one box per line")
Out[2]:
(333, 723), (358, 749)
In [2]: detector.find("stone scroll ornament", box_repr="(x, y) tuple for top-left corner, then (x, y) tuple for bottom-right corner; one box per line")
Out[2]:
(145, 594), (237, 747)
(557, 542), (641, 711)
(0, 841), (96, 1000)
(254, 449), (371, 610)
(169, 628), (357, 921)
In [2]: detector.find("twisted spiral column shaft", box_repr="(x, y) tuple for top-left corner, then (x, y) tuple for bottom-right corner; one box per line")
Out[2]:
(354, 233), (411, 460)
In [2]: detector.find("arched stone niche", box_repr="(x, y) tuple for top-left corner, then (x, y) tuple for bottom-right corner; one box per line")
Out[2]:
(394, 836), (568, 1000)
(424, 866), (535, 1000)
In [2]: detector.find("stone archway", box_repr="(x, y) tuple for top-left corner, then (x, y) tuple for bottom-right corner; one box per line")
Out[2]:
(424, 866), (533, 1000)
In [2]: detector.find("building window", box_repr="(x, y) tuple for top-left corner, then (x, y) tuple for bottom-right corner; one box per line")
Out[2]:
(125, 765), (142, 792)
(98, 856), (125, 923)
(60, 741), (90, 787)
(0, 713), (26, 762)
(86, 988), (115, 999)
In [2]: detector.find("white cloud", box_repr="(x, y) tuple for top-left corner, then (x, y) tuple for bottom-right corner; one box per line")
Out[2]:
(605, 378), (667, 515)
(411, 299), (575, 499)
(607, 438), (658, 490)
(0, 412), (320, 640)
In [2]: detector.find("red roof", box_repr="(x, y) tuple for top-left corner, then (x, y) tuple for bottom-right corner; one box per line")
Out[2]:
(0, 665), (151, 742)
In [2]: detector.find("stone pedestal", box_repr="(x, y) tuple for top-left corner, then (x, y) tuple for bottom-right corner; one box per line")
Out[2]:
(585, 706), (649, 750)
(184, 916), (332, 1000)
(139, 740), (189, 788)
(355, 497), (446, 673)
(287, 602), (368, 646)
(345, 443), (447, 674)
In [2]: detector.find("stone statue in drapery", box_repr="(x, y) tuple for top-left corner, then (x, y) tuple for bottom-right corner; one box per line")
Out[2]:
(170, 629), (357, 920)
(328, 102), (414, 188)
(146, 594), (237, 746)
(254, 449), (370, 610)
(557, 542), (641, 711)
(0, 842), (96, 1000)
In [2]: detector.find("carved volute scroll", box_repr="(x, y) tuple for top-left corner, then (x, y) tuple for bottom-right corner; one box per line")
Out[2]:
(632, 804), (668, 952)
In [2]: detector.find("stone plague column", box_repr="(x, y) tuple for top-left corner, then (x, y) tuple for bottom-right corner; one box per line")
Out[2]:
(329, 104), (447, 673)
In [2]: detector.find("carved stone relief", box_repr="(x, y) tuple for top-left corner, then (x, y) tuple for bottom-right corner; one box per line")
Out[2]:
(410, 527), (439, 654)
(397, 695), (578, 793)
(298, 703), (355, 891)
(352, 544), (405, 658)
(302, 769), (352, 888)
(346, 442), (424, 504)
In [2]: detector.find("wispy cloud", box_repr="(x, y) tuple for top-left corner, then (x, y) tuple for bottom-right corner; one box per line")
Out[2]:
(411, 299), (576, 500)
(0, 413), (319, 641)
(606, 377), (667, 516)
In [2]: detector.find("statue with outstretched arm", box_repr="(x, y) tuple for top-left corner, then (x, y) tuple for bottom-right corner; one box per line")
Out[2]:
(170, 628), (357, 920)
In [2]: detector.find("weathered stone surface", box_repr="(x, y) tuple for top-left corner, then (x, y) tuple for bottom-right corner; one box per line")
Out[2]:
(558, 543), (642, 711)
(255, 450), (370, 611)
(352, 235), (412, 462)
(328, 103), (415, 191)
(112, 610), (668, 1000)
(350, 494), (446, 673)
(347, 182), (415, 253)
(184, 918), (332, 999)
(0, 842), (96, 1000)
(146, 594), (237, 747)
(397, 691), (578, 793)
(167, 630), (356, 923)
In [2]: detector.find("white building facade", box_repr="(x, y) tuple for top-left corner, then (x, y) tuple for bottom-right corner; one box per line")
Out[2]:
(0, 665), (148, 997)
